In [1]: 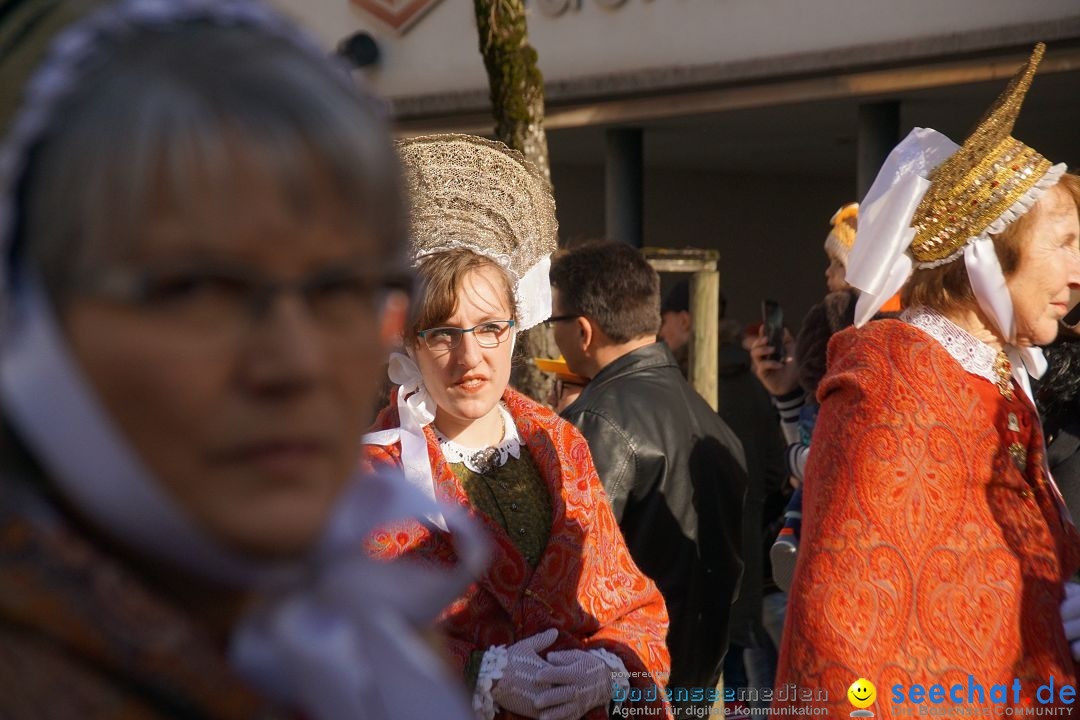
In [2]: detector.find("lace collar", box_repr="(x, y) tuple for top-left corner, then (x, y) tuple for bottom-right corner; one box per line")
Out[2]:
(433, 404), (522, 474)
(901, 306), (1001, 386)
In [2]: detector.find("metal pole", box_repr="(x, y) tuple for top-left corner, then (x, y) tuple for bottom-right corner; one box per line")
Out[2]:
(857, 101), (900, 199)
(605, 127), (644, 247)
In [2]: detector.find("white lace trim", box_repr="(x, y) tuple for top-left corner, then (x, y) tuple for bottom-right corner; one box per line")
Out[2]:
(914, 162), (1068, 269)
(902, 306), (1000, 385)
(589, 648), (630, 710)
(415, 241), (514, 274)
(472, 645), (508, 720)
(412, 244), (553, 331)
(434, 404), (521, 473)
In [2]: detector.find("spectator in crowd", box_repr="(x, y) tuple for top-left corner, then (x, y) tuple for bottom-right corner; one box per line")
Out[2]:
(751, 202), (902, 593)
(659, 279), (788, 701)
(823, 203), (858, 293)
(550, 240), (747, 718)
(362, 136), (672, 720)
(1036, 325), (1080, 533)
(775, 44), (1080, 715)
(0, 1), (479, 718)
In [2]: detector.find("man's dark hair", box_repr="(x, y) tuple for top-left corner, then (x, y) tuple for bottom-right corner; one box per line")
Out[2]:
(661, 279), (727, 319)
(550, 240), (661, 343)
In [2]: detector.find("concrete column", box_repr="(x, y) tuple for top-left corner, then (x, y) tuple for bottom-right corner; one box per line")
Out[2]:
(857, 101), (900, 199)
(605, 127), (644, 247)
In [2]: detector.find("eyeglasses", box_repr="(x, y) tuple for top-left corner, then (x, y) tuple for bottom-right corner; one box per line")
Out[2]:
(543, 314), (581, 328)
(78, 260), (413, 340)
(416, 320), (516, 351)
(554, 378), (585, 397)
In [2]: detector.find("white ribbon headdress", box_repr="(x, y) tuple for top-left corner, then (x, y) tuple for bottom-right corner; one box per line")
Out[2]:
(363, 135), (558, 515)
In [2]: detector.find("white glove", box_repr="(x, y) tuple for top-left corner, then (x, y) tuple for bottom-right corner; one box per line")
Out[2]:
(1062, 582), (1080, 661)
(489, 629), (561, 718)
(532, 649), (612, 720)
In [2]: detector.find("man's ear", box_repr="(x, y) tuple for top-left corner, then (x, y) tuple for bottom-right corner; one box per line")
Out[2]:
(380, 290), (409, 348)
(578, 315), (595, 353)
(678, 310), (692, 333)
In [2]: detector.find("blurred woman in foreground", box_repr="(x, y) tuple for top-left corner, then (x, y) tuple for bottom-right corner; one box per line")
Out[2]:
(0, 2), (478, 717)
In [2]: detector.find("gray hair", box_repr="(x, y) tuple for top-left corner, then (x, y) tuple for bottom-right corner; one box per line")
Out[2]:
(19, 21), (405, 304)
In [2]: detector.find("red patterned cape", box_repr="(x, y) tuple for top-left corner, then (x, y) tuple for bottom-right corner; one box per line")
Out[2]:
(775, 320), (1080, 715)
(362, 388), (672, 719)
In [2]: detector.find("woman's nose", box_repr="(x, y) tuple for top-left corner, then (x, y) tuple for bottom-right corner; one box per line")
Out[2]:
(456, 331), (484, 366)
(1068, 251), (1080, 288)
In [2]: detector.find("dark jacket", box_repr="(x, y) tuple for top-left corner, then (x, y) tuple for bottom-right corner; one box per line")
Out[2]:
(1046, 426), (1080, 534)
(715, 341), (788, 649)
(561, 342), (748, 693)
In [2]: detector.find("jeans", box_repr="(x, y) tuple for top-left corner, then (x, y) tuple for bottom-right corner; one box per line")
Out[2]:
(762, 590), (788, 651)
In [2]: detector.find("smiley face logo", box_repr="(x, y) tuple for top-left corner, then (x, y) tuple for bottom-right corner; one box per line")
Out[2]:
(848, 678), (877, 712)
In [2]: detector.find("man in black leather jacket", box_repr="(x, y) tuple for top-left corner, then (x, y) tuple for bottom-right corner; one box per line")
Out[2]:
(549, 241), (748, 715)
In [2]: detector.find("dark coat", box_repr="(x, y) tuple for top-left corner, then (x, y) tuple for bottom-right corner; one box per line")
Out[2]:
(715, 342), (788, 649)
(1046, 424), (1080, 534)
(561, 342), (748, 693)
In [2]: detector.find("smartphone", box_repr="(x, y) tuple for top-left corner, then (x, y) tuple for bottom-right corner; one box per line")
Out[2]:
(1064, 302), (1080, 328)
(762, 299), (785, 363)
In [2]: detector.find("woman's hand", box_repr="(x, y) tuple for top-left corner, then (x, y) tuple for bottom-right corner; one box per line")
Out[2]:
(534, 649), (612, 720)
(490, 629), (561, 718)
(749, 327), (799, 397)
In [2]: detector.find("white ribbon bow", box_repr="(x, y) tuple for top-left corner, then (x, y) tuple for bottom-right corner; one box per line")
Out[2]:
(848, 128), (959, 327)
(363, 352), (446, 529)
(966, 237), (1047, 399)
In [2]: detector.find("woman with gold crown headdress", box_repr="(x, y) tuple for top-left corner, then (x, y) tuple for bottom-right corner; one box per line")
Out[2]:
(361, 135), (672, 720)
(773, 44), (1080, 715)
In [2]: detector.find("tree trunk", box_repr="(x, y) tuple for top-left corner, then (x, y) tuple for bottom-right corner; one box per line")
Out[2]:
(473, 0), (557, 404)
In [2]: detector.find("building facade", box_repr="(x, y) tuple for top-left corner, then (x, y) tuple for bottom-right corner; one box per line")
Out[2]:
(270, 0), (1080, 326)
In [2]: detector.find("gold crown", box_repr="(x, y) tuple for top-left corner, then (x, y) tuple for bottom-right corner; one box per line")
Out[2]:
(910, 43), (1054, 266)
(824, 202), (858, 263)
(396, 134), (558, 280)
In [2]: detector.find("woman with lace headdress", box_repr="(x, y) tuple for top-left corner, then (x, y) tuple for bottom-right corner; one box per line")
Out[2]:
(774, 44), (1080, 715)
(362, 135), (672, 720)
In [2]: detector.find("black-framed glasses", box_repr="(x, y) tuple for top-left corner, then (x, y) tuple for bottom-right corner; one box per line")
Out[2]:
(417, 320), (516, 351)
(543, 314), (581, 328)
(78, 260), (413, 337)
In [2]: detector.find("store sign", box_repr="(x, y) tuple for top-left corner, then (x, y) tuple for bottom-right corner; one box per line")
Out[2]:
(535, 0), (631, 17)
(350, 0), (444, 34)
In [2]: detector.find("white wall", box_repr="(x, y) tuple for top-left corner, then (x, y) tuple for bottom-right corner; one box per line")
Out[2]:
(269, 0), (1080, 100)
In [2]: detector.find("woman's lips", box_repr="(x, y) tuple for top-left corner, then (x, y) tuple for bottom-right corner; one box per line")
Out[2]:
(214, 439), (327, 474)
(454, 376), (489, 393)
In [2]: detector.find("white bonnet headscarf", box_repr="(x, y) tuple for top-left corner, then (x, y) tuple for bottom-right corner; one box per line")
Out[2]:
(0, 3), (483, 718)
